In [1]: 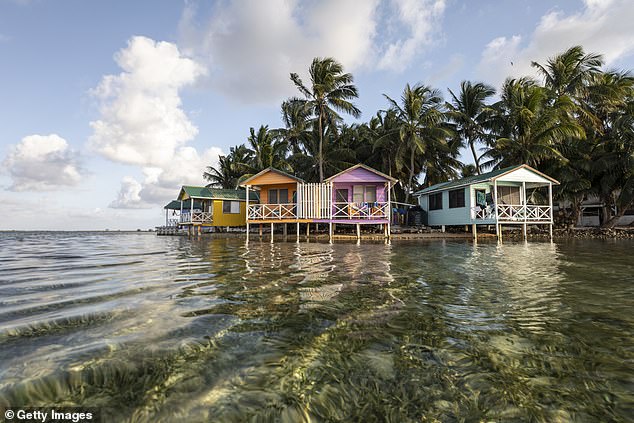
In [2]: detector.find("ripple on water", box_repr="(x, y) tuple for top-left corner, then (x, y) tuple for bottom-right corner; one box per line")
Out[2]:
(0, 233), (632, 422)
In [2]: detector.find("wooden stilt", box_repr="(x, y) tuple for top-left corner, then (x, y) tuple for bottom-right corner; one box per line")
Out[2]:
(472, 224), (477, 240)
(306, 223), (310, 238)
(523, 223), (527, 240)
(498, 224), (502, 242)
(356, 223), (360, 240)
(329, 222), (333, 242)
(549, 223), (553, 241)
(259, 224), (263, 238)
(246, 222), (249, 242)
(270, 222), (274, 243)
(283, 223), (288, 239)
(296, 222), (300, 242)
(441, 225), (446, 233)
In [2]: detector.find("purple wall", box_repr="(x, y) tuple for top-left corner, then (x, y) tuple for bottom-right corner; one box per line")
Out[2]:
(332, 182), (387, 203)
(329, 167), (389, 183)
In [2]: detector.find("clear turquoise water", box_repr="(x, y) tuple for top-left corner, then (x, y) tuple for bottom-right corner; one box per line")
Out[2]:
(0, 232), (632, 422)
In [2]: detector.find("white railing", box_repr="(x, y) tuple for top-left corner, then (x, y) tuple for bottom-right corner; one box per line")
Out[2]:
(166, 218), (180, 227)
(332, 202), (389, 220)
(471, 205), (551, 221)
(180, 212), (213, 224)
(248, 203), (297, 220)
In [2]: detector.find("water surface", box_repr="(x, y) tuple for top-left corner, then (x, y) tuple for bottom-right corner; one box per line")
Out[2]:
(0, 232), (632, 422)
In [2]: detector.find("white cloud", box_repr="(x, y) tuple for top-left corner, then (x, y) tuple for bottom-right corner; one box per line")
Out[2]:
(2, 134), (83, 191)
(179, 0), (446, 103)
(477, 0), (634, 88)
(109, 146), (222, 209)
(109, 176), (148, 209)
(89, 36), (222, 208)
(89, 35), (207, 167)
(377, 0), (446, 71)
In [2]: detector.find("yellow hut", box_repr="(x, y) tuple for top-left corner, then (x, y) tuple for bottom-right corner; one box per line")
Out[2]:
(174, 186), (259, 233)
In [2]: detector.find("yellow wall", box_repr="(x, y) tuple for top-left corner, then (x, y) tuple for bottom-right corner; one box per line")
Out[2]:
(210, 199), (247, 227)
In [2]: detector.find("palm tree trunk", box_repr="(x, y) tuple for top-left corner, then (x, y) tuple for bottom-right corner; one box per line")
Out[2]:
(469, 137), (481, 174)
(405, 149), (415, 204)
(318, 108), (324, 183)
(601, 200), (632, 228)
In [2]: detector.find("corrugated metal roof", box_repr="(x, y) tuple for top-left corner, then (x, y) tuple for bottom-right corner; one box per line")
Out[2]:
(414, 165), (523, 196)
(180, 186), (259, 201)
(164, 199), (203, 210)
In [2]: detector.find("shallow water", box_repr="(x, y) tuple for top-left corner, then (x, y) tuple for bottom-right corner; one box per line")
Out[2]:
(0, 232), (632, 422)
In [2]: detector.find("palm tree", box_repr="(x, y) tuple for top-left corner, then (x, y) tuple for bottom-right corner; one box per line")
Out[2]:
(531, 45), (603, 99)
(203, 145), (252, 189)
(384, 83), (450, 203)
(483, 77), (584, 169)
(245, 125), (291, 173)
(289, 125), (357, 182)
(276, 98), (312, 155)
(290, 57), (361, 182)
(447, 81), (495, 174)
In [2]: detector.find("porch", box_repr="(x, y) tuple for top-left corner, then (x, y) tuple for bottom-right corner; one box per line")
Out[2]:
(471, 204), (552, 223)
(180, 211), (213, 225)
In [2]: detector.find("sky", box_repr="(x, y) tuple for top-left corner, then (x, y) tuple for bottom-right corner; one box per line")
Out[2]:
(1, 0), (634, 230)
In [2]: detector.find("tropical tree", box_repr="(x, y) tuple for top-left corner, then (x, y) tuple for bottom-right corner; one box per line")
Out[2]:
(290, 57), (361, 182)
(203, 145), (252, 189)
(531, 45), (603, 100)
(276, 98), (312, 155)
(289, 125), (357, 181)
(384, 83), (451, 203)
(245, 125), (291, 173)
(447, 81), (495, 174)
(483, 77), (584, 169)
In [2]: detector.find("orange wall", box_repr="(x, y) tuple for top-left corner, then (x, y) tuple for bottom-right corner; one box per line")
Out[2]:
(247, 171), (298, 186)
(259, 183), (297, 204)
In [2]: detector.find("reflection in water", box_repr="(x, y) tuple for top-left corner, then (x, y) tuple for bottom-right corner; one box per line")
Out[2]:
(0, 233), (632, 422)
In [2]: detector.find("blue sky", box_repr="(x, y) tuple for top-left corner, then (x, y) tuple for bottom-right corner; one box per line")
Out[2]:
(2, 0), (634, 230)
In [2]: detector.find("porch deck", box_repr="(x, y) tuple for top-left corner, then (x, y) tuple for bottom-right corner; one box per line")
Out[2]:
(471, 204), (552, 223)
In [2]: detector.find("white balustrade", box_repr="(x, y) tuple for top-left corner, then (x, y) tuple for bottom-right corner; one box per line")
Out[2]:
(248, 203), (297, 220)
(471, 204), (551, 221)
(180, 212), (213, 224)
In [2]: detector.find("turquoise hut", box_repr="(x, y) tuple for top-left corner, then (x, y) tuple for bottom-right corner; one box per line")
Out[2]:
(413, 164), (559, 239)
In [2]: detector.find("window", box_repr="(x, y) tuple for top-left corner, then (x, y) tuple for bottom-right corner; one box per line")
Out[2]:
(449, 188), (465, 208)
(268, 189), (278, 204)
(352, 185), (377, 203)
(429, 192), (443, 210)
(496, 186), (520, 204)
(335, 189), (348, 203)
(279, 189), (289, 204)
(353, 185), (364, 203)
(268, 188), (289, 204)
(222, 200), (240, 214)
(365, 185), (377, 203)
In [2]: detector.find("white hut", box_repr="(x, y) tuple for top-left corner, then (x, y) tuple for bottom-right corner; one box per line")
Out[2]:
(413, 164), (559, 239)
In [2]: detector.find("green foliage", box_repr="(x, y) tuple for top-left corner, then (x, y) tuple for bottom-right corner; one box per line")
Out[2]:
(203, 47), (634, 217)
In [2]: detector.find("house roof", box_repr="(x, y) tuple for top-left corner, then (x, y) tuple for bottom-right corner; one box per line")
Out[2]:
(239, 167), (304, 186)
(164, 199), (203, 210)
(413, 164), (559, 196)
(179, 186), (259, 201)
(324, 163), (398, 183)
